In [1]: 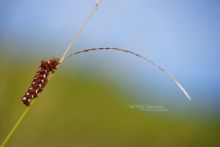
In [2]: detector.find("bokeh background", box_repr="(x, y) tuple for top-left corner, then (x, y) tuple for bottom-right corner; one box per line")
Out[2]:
(0, 0), (219, 146)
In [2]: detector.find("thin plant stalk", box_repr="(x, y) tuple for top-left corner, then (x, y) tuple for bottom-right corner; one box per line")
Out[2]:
(59, 0), (103, 63)
(66, 47), (192, 101)
(0, 101), (33, 147)
(0, 1), (103, 147)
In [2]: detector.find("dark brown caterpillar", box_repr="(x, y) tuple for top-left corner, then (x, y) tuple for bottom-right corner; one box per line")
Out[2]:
(22, 58), (60, 106)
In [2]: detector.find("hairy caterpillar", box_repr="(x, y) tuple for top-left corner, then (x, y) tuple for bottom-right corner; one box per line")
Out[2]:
(22, 59), (60, 106)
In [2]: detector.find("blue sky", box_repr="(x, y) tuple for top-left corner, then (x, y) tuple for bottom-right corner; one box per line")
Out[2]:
(0, 0), (219, 114)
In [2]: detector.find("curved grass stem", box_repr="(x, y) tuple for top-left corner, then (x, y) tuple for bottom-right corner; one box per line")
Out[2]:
(66, 47), (191, 101)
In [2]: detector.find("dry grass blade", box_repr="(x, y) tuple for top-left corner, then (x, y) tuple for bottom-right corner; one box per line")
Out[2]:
(66, 47), (192, 101)
(59, 0), (103, 64)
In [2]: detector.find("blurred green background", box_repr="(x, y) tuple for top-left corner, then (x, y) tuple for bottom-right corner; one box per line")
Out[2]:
(0, 0), (220, 146)
(0, 55), (219, 147)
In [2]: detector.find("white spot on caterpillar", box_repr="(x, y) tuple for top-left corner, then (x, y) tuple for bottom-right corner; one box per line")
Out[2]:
(22, 97), (26, 100)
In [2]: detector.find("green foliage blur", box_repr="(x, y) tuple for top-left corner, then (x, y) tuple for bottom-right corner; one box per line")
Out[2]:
(0, 56), (219, 147)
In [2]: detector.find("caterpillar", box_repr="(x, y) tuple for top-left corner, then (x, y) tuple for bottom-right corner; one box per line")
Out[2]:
(22, 58), (60, 106)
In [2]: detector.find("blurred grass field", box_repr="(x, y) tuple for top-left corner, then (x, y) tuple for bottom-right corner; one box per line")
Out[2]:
(0, 55), (219, 147)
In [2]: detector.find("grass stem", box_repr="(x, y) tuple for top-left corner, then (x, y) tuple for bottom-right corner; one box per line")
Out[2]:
(0, 101), (34, 147)
(0, 1), (103, 146)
